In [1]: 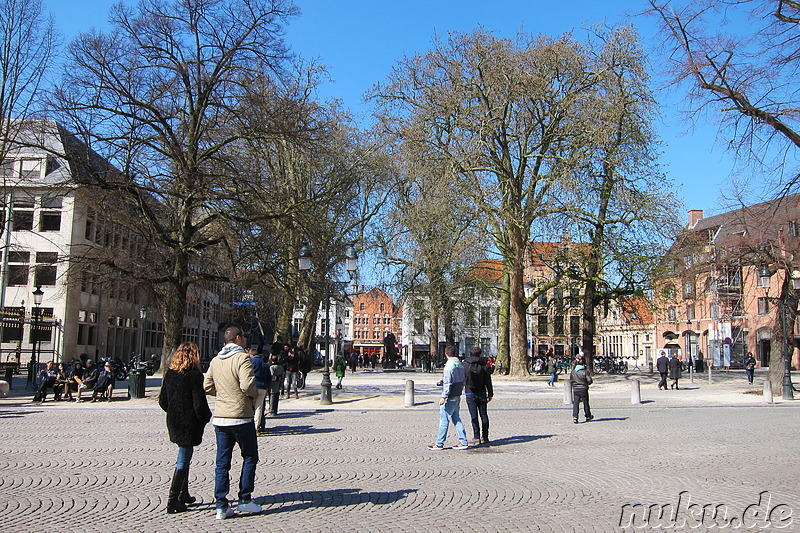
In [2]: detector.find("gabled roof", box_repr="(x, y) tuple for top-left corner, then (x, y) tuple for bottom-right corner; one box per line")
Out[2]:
(465, 259), (504, 282)
(620, 297), (653, 324)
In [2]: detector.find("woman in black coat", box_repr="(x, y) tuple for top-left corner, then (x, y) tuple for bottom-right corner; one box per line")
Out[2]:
(158, 342), (212, 514)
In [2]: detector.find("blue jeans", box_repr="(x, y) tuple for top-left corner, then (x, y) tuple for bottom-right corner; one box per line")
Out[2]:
(176, 446), (193, 470)
(437, 396), (468, 447)
(548, 372), (557, 385)
(214, 422), (259, 509)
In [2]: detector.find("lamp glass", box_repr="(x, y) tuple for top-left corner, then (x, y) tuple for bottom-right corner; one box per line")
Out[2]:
(298, 245), (312, 271)
(32, 286), (43, 306)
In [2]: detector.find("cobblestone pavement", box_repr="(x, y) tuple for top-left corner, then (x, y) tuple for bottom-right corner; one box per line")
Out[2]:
(2, 370), (799, 532)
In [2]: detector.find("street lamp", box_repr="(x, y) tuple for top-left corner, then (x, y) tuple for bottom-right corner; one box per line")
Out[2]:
(298, 243), (358, 405)
(138, 307), (147, 366)
(759, 265), (799, 400)
(27, 286), (44, 390)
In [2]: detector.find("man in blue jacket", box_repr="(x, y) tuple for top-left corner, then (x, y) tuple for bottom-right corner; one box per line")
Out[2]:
(428, 345), (469, 451)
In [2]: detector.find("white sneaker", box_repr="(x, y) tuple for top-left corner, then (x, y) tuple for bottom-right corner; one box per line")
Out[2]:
(237, 500), (262, 514)
(78, 383), (86, 389)
(215, 507), (234, 520)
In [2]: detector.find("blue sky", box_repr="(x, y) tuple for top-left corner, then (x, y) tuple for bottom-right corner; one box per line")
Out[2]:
(44, 0), (741, 222)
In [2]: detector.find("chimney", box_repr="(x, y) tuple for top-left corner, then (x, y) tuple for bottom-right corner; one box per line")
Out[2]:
(688, 209), (704, 228)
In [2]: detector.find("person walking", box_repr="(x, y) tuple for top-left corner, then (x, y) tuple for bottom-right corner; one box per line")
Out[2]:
(570, 354), (594, 423)
(158, 342), (212, 514)
(266, 354), (284, 417)
(204, 326), (262, 520)
(656, 350), (669, 390)
(546, 355), (558, 387)
(284, 347), (300, 399)
(668, 354), (683, 390)
(744, 352), (756, 385)
(334, 353), (347, 389)
(428, 345), (469, 451)
(249, 348), (270, 432)
(463, 347), (493, 446)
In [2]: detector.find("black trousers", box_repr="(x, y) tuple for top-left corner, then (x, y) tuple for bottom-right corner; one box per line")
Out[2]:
(465, 393), (489, 440)
(572, 389), (592, 419)
(658, 372), (668, 389)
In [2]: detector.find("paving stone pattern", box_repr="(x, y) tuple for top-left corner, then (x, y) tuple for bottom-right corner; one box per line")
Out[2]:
(1, 371), (799, 532)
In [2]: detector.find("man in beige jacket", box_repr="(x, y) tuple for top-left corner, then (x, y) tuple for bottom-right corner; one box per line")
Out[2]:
(204, 326), (261, 519)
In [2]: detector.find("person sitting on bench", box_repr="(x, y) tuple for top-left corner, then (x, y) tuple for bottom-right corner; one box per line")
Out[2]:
(91, 362), (115, 402)
(33, 361), (57, 402)
(53, 363), (70, 401)
(75, 359), (99, 402)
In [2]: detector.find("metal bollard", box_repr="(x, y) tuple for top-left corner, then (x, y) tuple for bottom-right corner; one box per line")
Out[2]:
(404, 379), (415, 407)
(563, 378), (573, 405)
(763, 379), (773, 404)
(631, 379), (642, 405)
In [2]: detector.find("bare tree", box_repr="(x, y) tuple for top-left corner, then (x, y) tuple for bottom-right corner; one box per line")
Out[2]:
(648, 0), (800, 197)
(53, 0), (298, 369)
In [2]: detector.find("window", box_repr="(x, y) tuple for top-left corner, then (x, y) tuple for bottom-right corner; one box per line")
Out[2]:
(570, 289), (580, 307)
(39, 196), (62, 231)
(537, 314), (548, 335)
(667, 306), (677, 322)
(480, 306), (492, 327)
(790, 221), (799, 237)
(710, 303), (720, 320)
(570, 315), (580, 336)
(682, 278), (695, 299)
(34, 265), (56, 286)
(20, 159), (42, 179)
(553, 316), (564, 335)
(758, 297), (769, 315)
(553, 288), (564, 308)
(538, 292), (548, 307)
(85, 209), (96, 241)
(8, 265), (28, 286)
(12, 209), (33, 231)
(414, 318), (425, 334)
(686, 304), (695, 321)
(380, 303), (385, 312)
(359, 303), (365, 311)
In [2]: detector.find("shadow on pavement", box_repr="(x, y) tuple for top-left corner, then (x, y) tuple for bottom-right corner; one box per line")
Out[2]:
(327, 395), (381, 405)
(484, 434), (554, 447)
(258, 424), (341, 437)
(588, 417), (629, 422)
(253, 487), (419, 514)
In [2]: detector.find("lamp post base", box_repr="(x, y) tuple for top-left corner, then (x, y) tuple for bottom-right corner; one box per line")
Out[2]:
(782, 377), (794, 400)
(320, 369), (333, 405)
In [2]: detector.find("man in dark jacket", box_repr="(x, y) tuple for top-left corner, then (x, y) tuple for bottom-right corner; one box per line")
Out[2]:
(656, 350), (669, 390)
(570, 354), (593, 424)
(463, 347), (493, 445)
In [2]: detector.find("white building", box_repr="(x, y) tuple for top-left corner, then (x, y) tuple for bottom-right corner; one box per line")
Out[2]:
(0, 122), (225, 366)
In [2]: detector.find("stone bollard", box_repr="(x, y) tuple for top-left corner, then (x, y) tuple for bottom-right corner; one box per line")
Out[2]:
(563, 378), (573, 405)
(763, 379), (773, 404)
(631, 379), (642, 405)
(404, 379), (415, 407)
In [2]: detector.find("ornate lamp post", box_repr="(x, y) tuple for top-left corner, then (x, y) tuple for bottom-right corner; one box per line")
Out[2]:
(27, 286), (44, 390)
(298, 244), (358, 405)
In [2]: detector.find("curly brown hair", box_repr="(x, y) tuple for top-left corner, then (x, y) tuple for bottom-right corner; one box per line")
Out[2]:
(169, 342), (201, 372)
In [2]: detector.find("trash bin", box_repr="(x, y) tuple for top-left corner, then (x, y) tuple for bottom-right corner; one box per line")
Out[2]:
(4, 367), (12, 383)
(128, 368), (146, 399)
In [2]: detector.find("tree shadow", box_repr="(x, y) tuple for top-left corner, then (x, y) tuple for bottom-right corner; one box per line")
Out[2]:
(258, 425), (341, 437)
(251, 487), (419, 514)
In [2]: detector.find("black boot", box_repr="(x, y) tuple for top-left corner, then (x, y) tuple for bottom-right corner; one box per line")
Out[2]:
(167, 469), (188, 514)
(179, 467), (196, 504)
(482, 430), (489, 445)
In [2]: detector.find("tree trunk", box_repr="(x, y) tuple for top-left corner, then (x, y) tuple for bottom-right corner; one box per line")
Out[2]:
(429, 306), (440, 365)
(274, 292), (294, 343)
(768, 275), (797, 395)
(497, 268), (511, 371)
(160, 278), (188, 375)
(509, 228), (529, 377)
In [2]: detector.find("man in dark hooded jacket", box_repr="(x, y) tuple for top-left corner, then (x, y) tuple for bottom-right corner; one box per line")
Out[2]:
(463, 347), (494, 445)
(570, 354), (593, 424)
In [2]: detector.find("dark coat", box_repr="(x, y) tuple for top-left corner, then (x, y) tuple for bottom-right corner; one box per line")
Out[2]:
(251, 355), (271, 390)
(656, 355), (669, 373)
(464, 354), (494, 398)
(668, 357), (683, 380)
(570, 366), (593, 392)
(159, 367), (212, 447)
